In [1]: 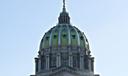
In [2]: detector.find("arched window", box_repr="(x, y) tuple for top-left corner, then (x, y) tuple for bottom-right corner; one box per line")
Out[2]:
(49, 53), (56, 68)
(46, 36), (49, 40)
(41, 55), (46, 70)
(73, 53), (80, 68)
(80, 35), (85, 48)
(61, 53), (69, 66)
(84, 55), (89, 69)
(72, 35), (76, 39)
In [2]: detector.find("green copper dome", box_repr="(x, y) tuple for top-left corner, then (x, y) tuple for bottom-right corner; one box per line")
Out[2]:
(40, 24), (89, 50)
(39, 4), (89, 50)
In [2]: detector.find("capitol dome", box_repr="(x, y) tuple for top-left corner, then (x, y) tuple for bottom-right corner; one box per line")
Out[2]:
(33, 1), (98, 76)
(40, 8), (89, 51)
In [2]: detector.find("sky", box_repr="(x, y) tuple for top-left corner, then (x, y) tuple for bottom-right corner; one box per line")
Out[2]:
(0, 0), (128, 76)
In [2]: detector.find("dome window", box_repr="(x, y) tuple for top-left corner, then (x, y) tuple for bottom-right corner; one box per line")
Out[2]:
(80, 36), (83, 40)
(55, 29), (58, 32)
(63, 34), (66, 38)
(54, 35), (57, 39)
(72, 35), (76, 39)
(46, 36), (49, 40)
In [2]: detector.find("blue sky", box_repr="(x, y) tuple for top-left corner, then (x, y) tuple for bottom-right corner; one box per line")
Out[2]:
(0, 0), (128, 76)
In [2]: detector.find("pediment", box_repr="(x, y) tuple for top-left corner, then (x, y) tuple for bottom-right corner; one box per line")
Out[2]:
(50, 70), (79, 76)
(48, 67), (82, 76)
(36, 67), (94, 76)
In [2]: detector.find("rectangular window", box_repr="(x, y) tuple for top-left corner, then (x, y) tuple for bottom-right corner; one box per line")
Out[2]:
(41, 56), (46, 70)
(50, 54), (56, 68)
(73, 53), (80, 68)
(84, 55), (89, 69)
(61, 53), (69, 66)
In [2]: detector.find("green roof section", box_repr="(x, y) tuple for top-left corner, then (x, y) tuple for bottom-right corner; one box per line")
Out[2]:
(40, 24), (89, 50)
(39, 4), (89, 50)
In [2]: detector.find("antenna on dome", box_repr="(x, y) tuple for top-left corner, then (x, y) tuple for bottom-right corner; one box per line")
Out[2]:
(63, 0), (66, 12)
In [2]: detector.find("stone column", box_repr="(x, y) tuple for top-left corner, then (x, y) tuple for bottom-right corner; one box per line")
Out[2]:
(35, 58), (39, 73)
(38, 58), (41, 72)
(46, 54), (49, 70)
(91, 57), (94, 72)
(56, 53), (61, 67)
(69, 53), (73, 67)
